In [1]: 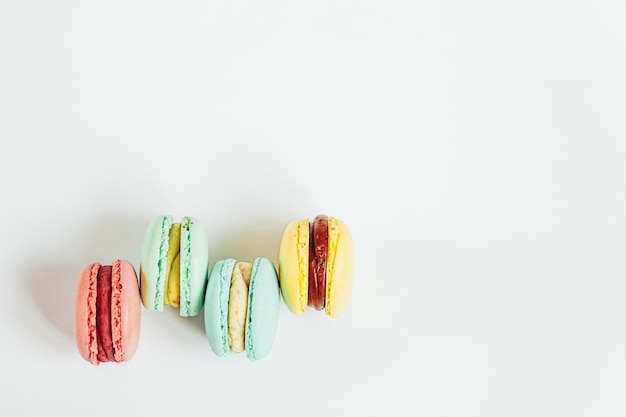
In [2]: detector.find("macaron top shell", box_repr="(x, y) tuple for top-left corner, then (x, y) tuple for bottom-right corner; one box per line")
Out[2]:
(179, 216), (209, 317)
(325, 217), (355, 318)
(245, 257), (281, 361)
(74, 262), (100, 364)
(278, 219), (309, 315)
(204, 258), (235, 357)
(115, 260), (142, 361)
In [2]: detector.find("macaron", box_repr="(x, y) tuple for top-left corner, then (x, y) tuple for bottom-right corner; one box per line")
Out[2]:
(278, 214), (354, 318)
(74, 259), (141, 365)
(140, 215), (209, 317)
(204, 257), (280, 361)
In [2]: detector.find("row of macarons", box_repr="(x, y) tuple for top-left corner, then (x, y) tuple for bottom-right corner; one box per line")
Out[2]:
(74, 214), (354, 365)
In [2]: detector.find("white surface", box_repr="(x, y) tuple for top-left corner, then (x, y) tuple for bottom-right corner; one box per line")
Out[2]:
(1, 1), (625, 416)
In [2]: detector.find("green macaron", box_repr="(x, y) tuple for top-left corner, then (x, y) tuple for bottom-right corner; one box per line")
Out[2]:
(140, 215), (209, 317)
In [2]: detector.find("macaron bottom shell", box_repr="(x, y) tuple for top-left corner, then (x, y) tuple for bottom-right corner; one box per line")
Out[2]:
(324, 217), (355, 318)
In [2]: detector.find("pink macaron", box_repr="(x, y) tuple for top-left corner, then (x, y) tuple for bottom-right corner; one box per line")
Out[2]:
(74, 259), (141, 365)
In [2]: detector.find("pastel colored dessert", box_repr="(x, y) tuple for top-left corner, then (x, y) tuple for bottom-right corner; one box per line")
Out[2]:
(140, 215), (209, 317)
(279, 214), (354, 318)
(74, 260), (141, 365)
(204, 257), (280, 361)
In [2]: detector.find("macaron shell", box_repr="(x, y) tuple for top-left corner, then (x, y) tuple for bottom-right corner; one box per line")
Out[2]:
(140, 215), (173, 311)
(113, 260), (141, 362)
(278, 219), (309, 315)
(179, 216), (209, 317)
(204, 258), (235, 356)
(325, 217), (355, 318)
(74, 262), (100, 365)
(245, 257), (281, 361)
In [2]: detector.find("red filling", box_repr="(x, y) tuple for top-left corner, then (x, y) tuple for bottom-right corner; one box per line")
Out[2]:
(96, 265), (116, 362)
(308, 215), (328, 310)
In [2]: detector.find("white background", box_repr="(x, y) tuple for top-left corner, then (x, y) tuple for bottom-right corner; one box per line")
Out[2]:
(1, 1), (625, 416)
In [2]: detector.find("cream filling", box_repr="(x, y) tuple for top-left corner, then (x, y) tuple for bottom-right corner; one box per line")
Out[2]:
(164, 223), (181, 307)
(325, 217), (340, 314)
(228, 262), (252, 353)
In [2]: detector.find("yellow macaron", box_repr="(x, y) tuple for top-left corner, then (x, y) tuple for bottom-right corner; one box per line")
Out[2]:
(278, 215), (354, 318)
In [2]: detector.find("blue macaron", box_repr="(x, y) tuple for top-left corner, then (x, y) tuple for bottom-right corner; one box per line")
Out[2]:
(204, 257), (280, 361)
